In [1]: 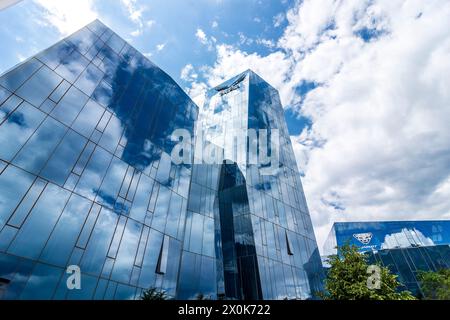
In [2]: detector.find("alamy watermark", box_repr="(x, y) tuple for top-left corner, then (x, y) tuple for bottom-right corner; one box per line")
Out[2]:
(170, 128), (280, 176)
(367, 265), (381, 290)
(66, 265), (81, 290)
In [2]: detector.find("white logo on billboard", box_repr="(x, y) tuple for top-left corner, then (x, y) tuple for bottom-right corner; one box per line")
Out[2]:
(353, 233), (373, 245)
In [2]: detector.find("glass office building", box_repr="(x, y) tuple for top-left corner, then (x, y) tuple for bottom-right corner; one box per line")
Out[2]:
(0, 20), (323, 300)
(177, 70), (324, 300)
(323, 221), (450, 296)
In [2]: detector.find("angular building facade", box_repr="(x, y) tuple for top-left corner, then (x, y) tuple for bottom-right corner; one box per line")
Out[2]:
(323, 221), (450, 297)
(0, 20), (323, 300)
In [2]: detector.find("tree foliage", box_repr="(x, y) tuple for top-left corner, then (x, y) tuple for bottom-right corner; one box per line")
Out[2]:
(140, 287), (169, 301)
(320, 244), (416, 300)
(417, 269), (450, 300)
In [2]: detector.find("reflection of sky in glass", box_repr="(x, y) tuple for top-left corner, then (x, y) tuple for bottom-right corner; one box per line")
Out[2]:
(0, 20), (323, 300)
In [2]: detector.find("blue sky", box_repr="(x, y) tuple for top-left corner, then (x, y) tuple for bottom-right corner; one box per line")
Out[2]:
(0, 1), (288, 89)
(1, 0), (450, 250)
(0, 0), (307, 136)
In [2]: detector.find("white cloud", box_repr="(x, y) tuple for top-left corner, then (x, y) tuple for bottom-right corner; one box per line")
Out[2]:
(33, 0), (98, 35)
(212, 20), (218, 28)
(156, 43), (165, 51)
(195, 28), (215, 51)
(195, 28), (208, 44)
(189, 0), (450, 253)
(273, 12), (285, 27)
(256, 38), (276, 48)
(281, 0), (450, 251)
(120, 0), (153, 37)
(180, 64), (198, 81)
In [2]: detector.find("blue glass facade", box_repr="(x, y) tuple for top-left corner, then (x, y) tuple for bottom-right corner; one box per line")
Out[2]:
(0, 20), (323, 300)
(176, 70), (324, 300)
(367, 245), (450, 297)
(323, 221), (450, 297)
(324, 220), (450, 255)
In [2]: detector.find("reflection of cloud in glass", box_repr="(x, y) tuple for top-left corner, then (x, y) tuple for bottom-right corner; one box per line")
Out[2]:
(381, 228), (434, 249)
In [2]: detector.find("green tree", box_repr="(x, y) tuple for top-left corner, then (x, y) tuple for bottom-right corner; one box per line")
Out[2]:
(320, 244), (416, 300)
(140, 287), (169, 301)
(417, 269), (450, 300)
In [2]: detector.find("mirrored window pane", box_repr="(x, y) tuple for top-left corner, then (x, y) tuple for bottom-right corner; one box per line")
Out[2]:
(40, 129), (87, 186)
(55, 49), (89, 83)
(16, 65), (62, 107)
(66, 27), (97, 55)
(0, 58), (42, 92)
(0, 102), (45, 161)
(13, 116), (68, 175)
(0, 94), (23, 123)
(80, 207), (119, 275)
(111, 219), (142, 283)
(40, 194), (92, 266)
(0, 165), (35, 230)
(74, 63), (103, 96)
(51, 86), (89, 126)
(8, 184), (71, 260)
(72, 99), (105, 138)
(19, 263), (63, 300)
(74, 146), (112, 200)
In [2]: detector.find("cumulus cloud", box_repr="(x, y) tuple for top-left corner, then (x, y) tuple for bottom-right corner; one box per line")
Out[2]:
(33, 0), (98, 35)
(156, 43), (165, 51)
(195, 28), (216, 51)
(120, 0), (152, 37)
(180, 64), (197, 81)
(284, 0), (450, 250)
(185, 0), (450, 252)
(195, 28), (208, 44)
(273, 12), (285, 27)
